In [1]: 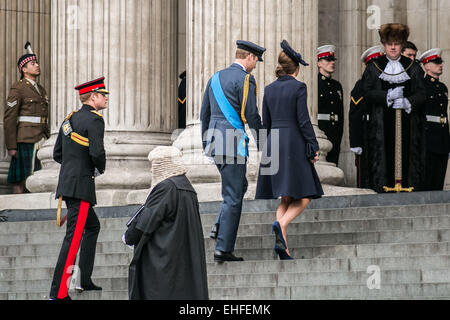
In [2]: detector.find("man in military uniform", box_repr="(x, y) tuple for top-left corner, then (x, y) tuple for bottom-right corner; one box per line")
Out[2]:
(178, 71), (187, 129)
(317, 45), (344, 166)
(200, 40), (264, 262)
(3, 42), (49, 194)
(419, 49), (450, 191)
(49, 77), (108, 300)
(349, 45), (385, 188)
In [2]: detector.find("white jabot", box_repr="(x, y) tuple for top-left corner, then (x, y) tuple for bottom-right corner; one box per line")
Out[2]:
(379, 56), (411, 84)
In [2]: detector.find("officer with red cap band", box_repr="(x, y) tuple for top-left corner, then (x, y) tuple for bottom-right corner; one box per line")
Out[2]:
(49, 77), (109, 300)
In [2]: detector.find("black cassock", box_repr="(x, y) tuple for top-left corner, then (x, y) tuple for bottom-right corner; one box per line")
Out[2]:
(361, 55), (426, 192)
(125, 175), (209, 300)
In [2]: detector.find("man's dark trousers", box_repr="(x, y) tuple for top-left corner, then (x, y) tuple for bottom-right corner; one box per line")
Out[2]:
(214, 157), (248, 253)
(50, 198), (100, 299)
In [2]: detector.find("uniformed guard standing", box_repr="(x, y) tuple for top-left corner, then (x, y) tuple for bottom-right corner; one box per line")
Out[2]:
(317, 45), (344, 166)
(3, 42), (49, 194)
(49, 77), (109, 300)
(200, 40), (264, 263)
(349, 45), (385, 188)
(178, 71), (187, 129)
(419, 49), (450, 191)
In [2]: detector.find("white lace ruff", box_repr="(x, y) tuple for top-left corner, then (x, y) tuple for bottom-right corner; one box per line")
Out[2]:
(379, 58), (411, 84)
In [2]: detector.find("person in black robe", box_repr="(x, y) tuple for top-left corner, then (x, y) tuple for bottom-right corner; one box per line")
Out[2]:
(124, 146), (208, 300)
(361, 23), (426, 193)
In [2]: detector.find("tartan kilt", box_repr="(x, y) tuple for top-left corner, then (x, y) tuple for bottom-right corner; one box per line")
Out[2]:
(7, 143), (41, 184)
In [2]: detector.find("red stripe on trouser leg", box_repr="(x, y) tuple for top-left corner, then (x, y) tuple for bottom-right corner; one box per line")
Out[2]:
(57, 201), (90, 299)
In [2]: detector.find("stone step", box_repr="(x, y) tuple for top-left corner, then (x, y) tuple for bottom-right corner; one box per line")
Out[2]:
(3, 255), (450, 282)
(2, 219), (450, 248)
(2, 202), (450, 234)
(3, 268), (450, 294)
(207, 283), (450, 300)
(4, 240), (450, 266)
(3, 241), (450, 268)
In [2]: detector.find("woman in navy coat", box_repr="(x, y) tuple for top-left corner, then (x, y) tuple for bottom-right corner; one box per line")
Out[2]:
(256, 41), (324, 260)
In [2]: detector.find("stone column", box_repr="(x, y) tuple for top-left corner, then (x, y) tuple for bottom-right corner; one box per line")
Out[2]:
(172, 0), (345, 202)
(407, 0), (450, 190)
(26, 0), (178, 205)
(0, 0), (51, 194)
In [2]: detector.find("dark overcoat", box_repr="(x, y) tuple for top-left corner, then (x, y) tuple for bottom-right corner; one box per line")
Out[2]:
(126, 175), (209, 300)
(256, 75), (323, 200)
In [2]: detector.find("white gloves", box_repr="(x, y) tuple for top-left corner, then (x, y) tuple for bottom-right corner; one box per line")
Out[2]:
(387, 87), (404, 106)
(392, 98), (412, 114)
(351, 148), (363, 155)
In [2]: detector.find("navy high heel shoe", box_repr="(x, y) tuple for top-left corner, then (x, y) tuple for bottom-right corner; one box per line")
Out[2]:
(271, 222), (294, 260)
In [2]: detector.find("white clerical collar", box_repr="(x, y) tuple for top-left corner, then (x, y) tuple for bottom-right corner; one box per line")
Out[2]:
(234, 62), (247, 72)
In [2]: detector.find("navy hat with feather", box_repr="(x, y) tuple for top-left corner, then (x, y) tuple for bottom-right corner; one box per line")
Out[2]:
(281, 40), (309, 66)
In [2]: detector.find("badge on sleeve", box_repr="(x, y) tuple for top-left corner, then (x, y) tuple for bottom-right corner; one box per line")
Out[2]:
(62, 120), (73, 136)
(7, 100), (18, 108)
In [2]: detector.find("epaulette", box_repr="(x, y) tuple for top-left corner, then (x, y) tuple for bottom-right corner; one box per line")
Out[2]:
(91, 110), (104, 118)
(65, 111), (76, 120)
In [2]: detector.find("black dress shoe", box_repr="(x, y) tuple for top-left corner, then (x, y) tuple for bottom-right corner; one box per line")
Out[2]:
(210, 223), (219, 240)
(214, 250), (244, 263)
(75, 283), (102, 292)
(50, 295), (72, 301)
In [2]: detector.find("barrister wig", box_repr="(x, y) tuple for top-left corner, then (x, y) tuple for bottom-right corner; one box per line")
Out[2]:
(378, 23), (410, 45)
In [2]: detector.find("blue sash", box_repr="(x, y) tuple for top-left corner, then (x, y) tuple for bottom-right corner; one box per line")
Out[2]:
(211, 72), (249, 158)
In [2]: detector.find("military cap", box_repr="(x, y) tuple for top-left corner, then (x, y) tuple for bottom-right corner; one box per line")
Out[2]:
(419, 48), (444, 65)
(236, 40), (266, 62)
(17, 42), (37, 79)
(75, 77), (110, 95)
(361, 45), (385, 64)
(281, 40), (309, 66)
(317, 45), (337, 61)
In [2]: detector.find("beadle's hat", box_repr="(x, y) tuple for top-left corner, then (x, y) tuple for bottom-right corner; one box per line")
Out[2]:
(75, 77), (110, 95)
(361, 45), (385, 64)
(419, 48), (444, 65)
(17, 42), (37, 79)
(378, 23), (409, 44)
(317, 45), (337, 61)
(281, 40), (309, 66)
(236, 40), (266, 62)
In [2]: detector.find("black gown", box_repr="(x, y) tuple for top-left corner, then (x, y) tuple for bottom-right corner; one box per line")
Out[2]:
(361, 55), (426, 192)
(125, 175), (209, 300)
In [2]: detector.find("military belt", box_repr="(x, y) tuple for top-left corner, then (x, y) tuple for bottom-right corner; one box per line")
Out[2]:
(426, 115), (447, 124)
(318, 113), (339, 122)
(18, 116), (47, 124)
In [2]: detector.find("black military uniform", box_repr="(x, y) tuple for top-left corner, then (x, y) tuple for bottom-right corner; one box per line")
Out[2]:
(349, 46), (385, 188)
(178, 71), (187, 129)
(349, 80), (371, 188)
(49, 78), (108, 300)
(422, 74), (449, 190)
(318, 73), (344, 166)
